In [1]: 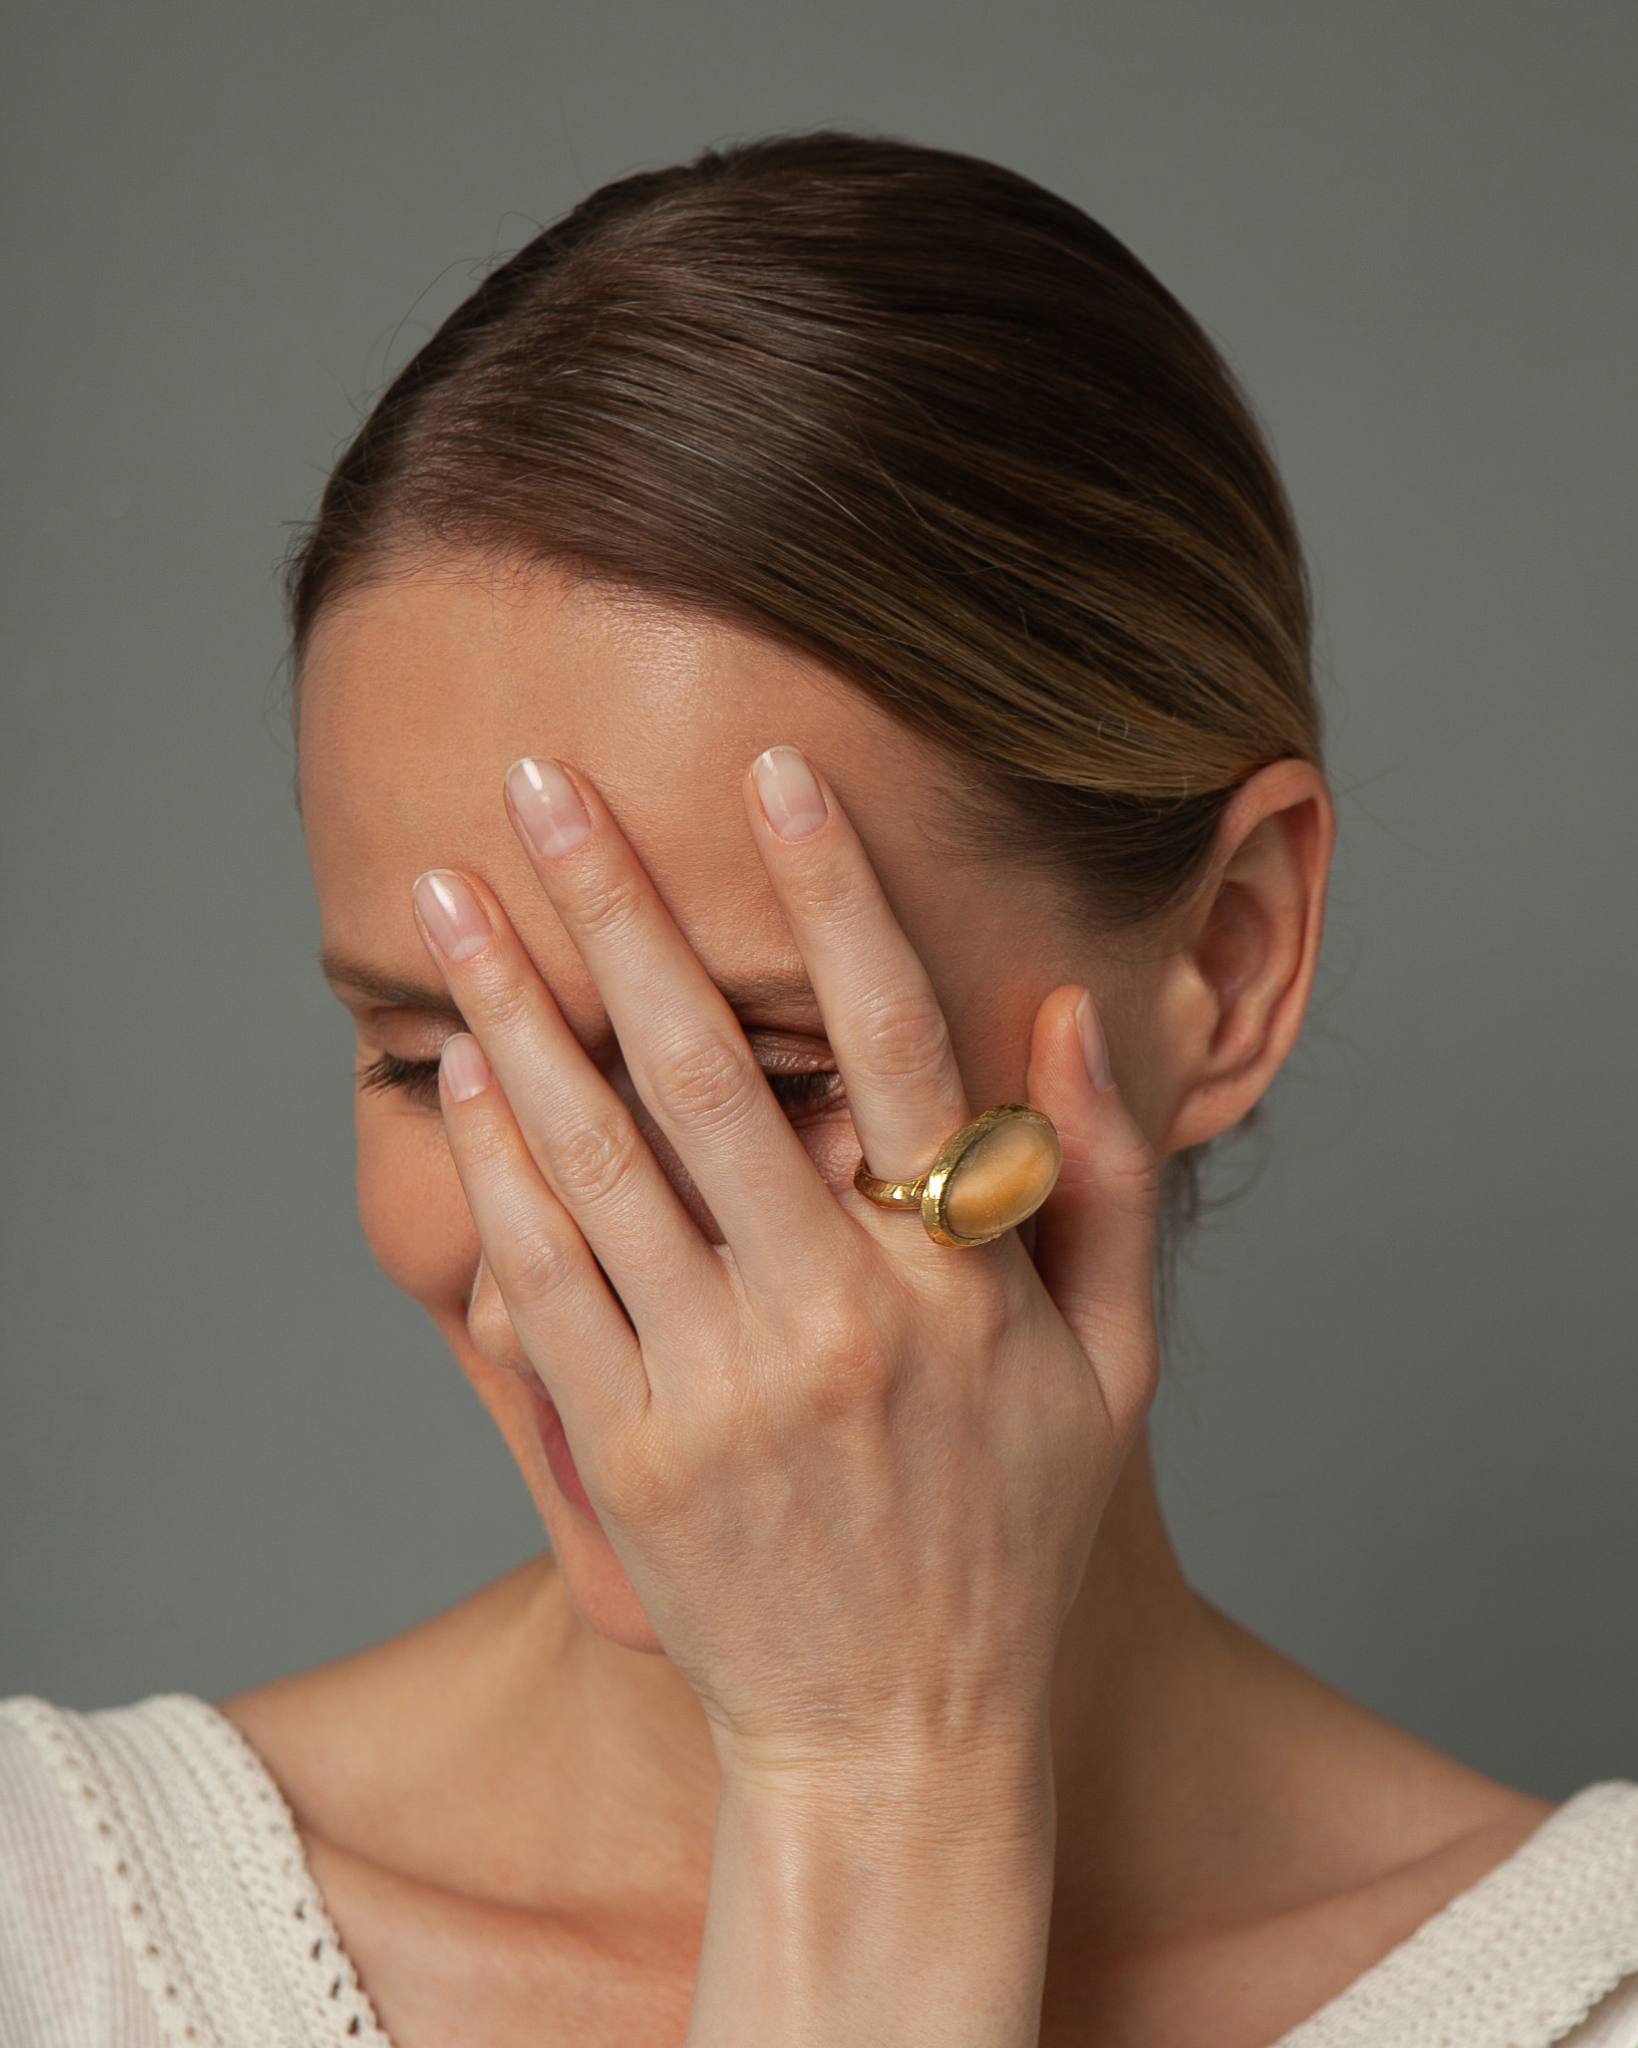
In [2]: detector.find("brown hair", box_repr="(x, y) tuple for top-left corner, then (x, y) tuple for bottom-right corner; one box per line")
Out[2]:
(288, 132), (1319, 924)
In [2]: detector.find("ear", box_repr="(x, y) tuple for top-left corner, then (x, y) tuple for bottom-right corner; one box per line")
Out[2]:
(1156, 760), (1334, 1154)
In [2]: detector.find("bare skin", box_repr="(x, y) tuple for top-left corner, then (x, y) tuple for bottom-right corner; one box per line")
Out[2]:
(229, 555), (1547, 2047)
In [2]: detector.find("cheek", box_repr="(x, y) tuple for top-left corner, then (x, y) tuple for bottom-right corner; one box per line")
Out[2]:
(354, 1098), (477, 1309)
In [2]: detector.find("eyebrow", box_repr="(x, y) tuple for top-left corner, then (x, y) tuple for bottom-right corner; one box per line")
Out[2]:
(320, 953), (464, 1015)
(318, 951), (819, 1017)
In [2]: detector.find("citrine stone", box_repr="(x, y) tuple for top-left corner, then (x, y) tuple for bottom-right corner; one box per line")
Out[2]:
(929, 1106), (1061, 1245)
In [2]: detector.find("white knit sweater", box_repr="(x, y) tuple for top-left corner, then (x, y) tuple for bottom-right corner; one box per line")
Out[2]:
(2, 1695), (1636, 2048)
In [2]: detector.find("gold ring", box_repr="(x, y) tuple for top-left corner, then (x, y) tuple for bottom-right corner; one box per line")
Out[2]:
(854, 1104), (1062, 1248)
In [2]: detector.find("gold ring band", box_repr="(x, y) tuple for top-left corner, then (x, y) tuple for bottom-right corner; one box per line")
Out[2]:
(851, 1169), (927, 1209)
(854, 1104), (1061, 1248)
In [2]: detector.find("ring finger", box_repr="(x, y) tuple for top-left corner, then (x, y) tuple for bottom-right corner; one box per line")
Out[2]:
(744, 747), (971, 1197)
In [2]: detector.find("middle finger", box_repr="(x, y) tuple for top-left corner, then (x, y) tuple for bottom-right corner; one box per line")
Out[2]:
(503, 755), (842, 1285)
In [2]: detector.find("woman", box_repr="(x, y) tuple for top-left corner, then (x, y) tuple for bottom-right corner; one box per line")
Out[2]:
(3, 133), (1635, 2048)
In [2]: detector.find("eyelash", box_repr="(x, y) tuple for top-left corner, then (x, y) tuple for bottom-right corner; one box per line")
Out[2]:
(762, 1068), (844, 1117)
(357, 1052), (845, 1119)
(359, 1050), (442, 1109)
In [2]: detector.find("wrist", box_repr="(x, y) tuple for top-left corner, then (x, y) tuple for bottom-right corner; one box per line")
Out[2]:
(712, 1728), (1057, 1871)
(714, 1754), (1057, 1936)
(688, 1740), (1056, 2047)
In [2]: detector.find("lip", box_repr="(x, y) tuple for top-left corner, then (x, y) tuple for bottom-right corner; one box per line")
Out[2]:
(524, 1375), (603, 1527)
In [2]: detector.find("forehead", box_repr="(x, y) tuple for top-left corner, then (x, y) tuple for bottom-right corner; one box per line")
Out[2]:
(297, 557), (969, 1007)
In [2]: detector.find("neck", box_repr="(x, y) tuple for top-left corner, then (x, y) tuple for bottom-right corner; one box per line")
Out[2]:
(1046, 1437), (1275, 1941)
(471, 1432), (1282, 1929)
(229, 1429), (1542, 2036)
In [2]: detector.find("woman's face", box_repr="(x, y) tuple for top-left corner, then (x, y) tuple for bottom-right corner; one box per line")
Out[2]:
(299, 556), (1162, 1649)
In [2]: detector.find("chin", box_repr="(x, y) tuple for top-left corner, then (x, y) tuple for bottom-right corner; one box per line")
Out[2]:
(550, 1537), (668, 1654)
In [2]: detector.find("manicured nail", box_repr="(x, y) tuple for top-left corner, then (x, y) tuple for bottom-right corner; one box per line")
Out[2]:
(1076, 991), (1115, 1092)
(414, 871), (490, 961)
(507, 756), (591, 858)
(441, 1033), (491, 1103)
(753, 746), (829, 840)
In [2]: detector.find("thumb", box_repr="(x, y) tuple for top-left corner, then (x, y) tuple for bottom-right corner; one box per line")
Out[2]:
(1025, 985), (1161, 1431)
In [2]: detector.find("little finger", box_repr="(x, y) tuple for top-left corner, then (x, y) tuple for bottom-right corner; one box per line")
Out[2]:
(1023, 987), (1160, 1436)
(413, 867), (722, 1334)
(436, 1030), (648, 1438)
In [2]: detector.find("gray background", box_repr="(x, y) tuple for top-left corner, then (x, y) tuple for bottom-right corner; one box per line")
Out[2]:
(2, 0), (1634, 1799)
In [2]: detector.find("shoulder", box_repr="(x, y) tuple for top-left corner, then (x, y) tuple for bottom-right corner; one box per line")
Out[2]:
(1281, 1782), (1638, 2048)
(218, 1556), (559, 1847)
(0, 1699), (165, 2046)
(0, 1694), (386, 2048)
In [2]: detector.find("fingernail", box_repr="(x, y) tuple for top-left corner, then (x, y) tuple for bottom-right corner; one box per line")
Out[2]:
(414, 870), (490, 961)
(753, 746), (829, 840)
(1076, 991), (1115, 1092)
(507, 757), (591, 858)
(441, 1033), (491, 1103)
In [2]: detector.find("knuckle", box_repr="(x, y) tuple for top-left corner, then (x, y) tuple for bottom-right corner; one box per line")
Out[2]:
(856, 986), (953, 1086)
(778, 856), (857, 929)
(798, 1298), (900, 1418)
(954, 1269), (1012, 1350)
(1057, 1123), (1161, 1221)
(549, 1113), (643, 1211)
(809, 1351), (895, 1425)
(565, 866), (646, 947)
(1107, 1141), (1163, 1222)
(455, 961), (535, 1039)
(501, 1227), (574, 1314)
(450, 1110), (519, 1176)
(646, 1032), (760, 1135)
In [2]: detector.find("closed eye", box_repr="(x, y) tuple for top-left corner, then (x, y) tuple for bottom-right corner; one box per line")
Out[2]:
(359, 1049), (844, 1123)
(359, 1049), (442, 1110)
(763, 1068), (845, 1119)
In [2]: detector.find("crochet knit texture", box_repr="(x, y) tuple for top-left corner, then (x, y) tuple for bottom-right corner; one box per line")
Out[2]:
(1, 1695), (387, 2048)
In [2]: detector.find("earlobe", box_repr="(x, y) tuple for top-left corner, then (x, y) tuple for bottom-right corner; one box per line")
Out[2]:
(1160, 761), (1334, 1154)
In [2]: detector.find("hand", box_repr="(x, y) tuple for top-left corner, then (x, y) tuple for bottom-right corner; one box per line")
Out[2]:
(412, 745), (1161, 2045)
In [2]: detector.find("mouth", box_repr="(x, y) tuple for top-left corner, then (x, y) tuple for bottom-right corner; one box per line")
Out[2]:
(523, 1374), (603, 1527)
